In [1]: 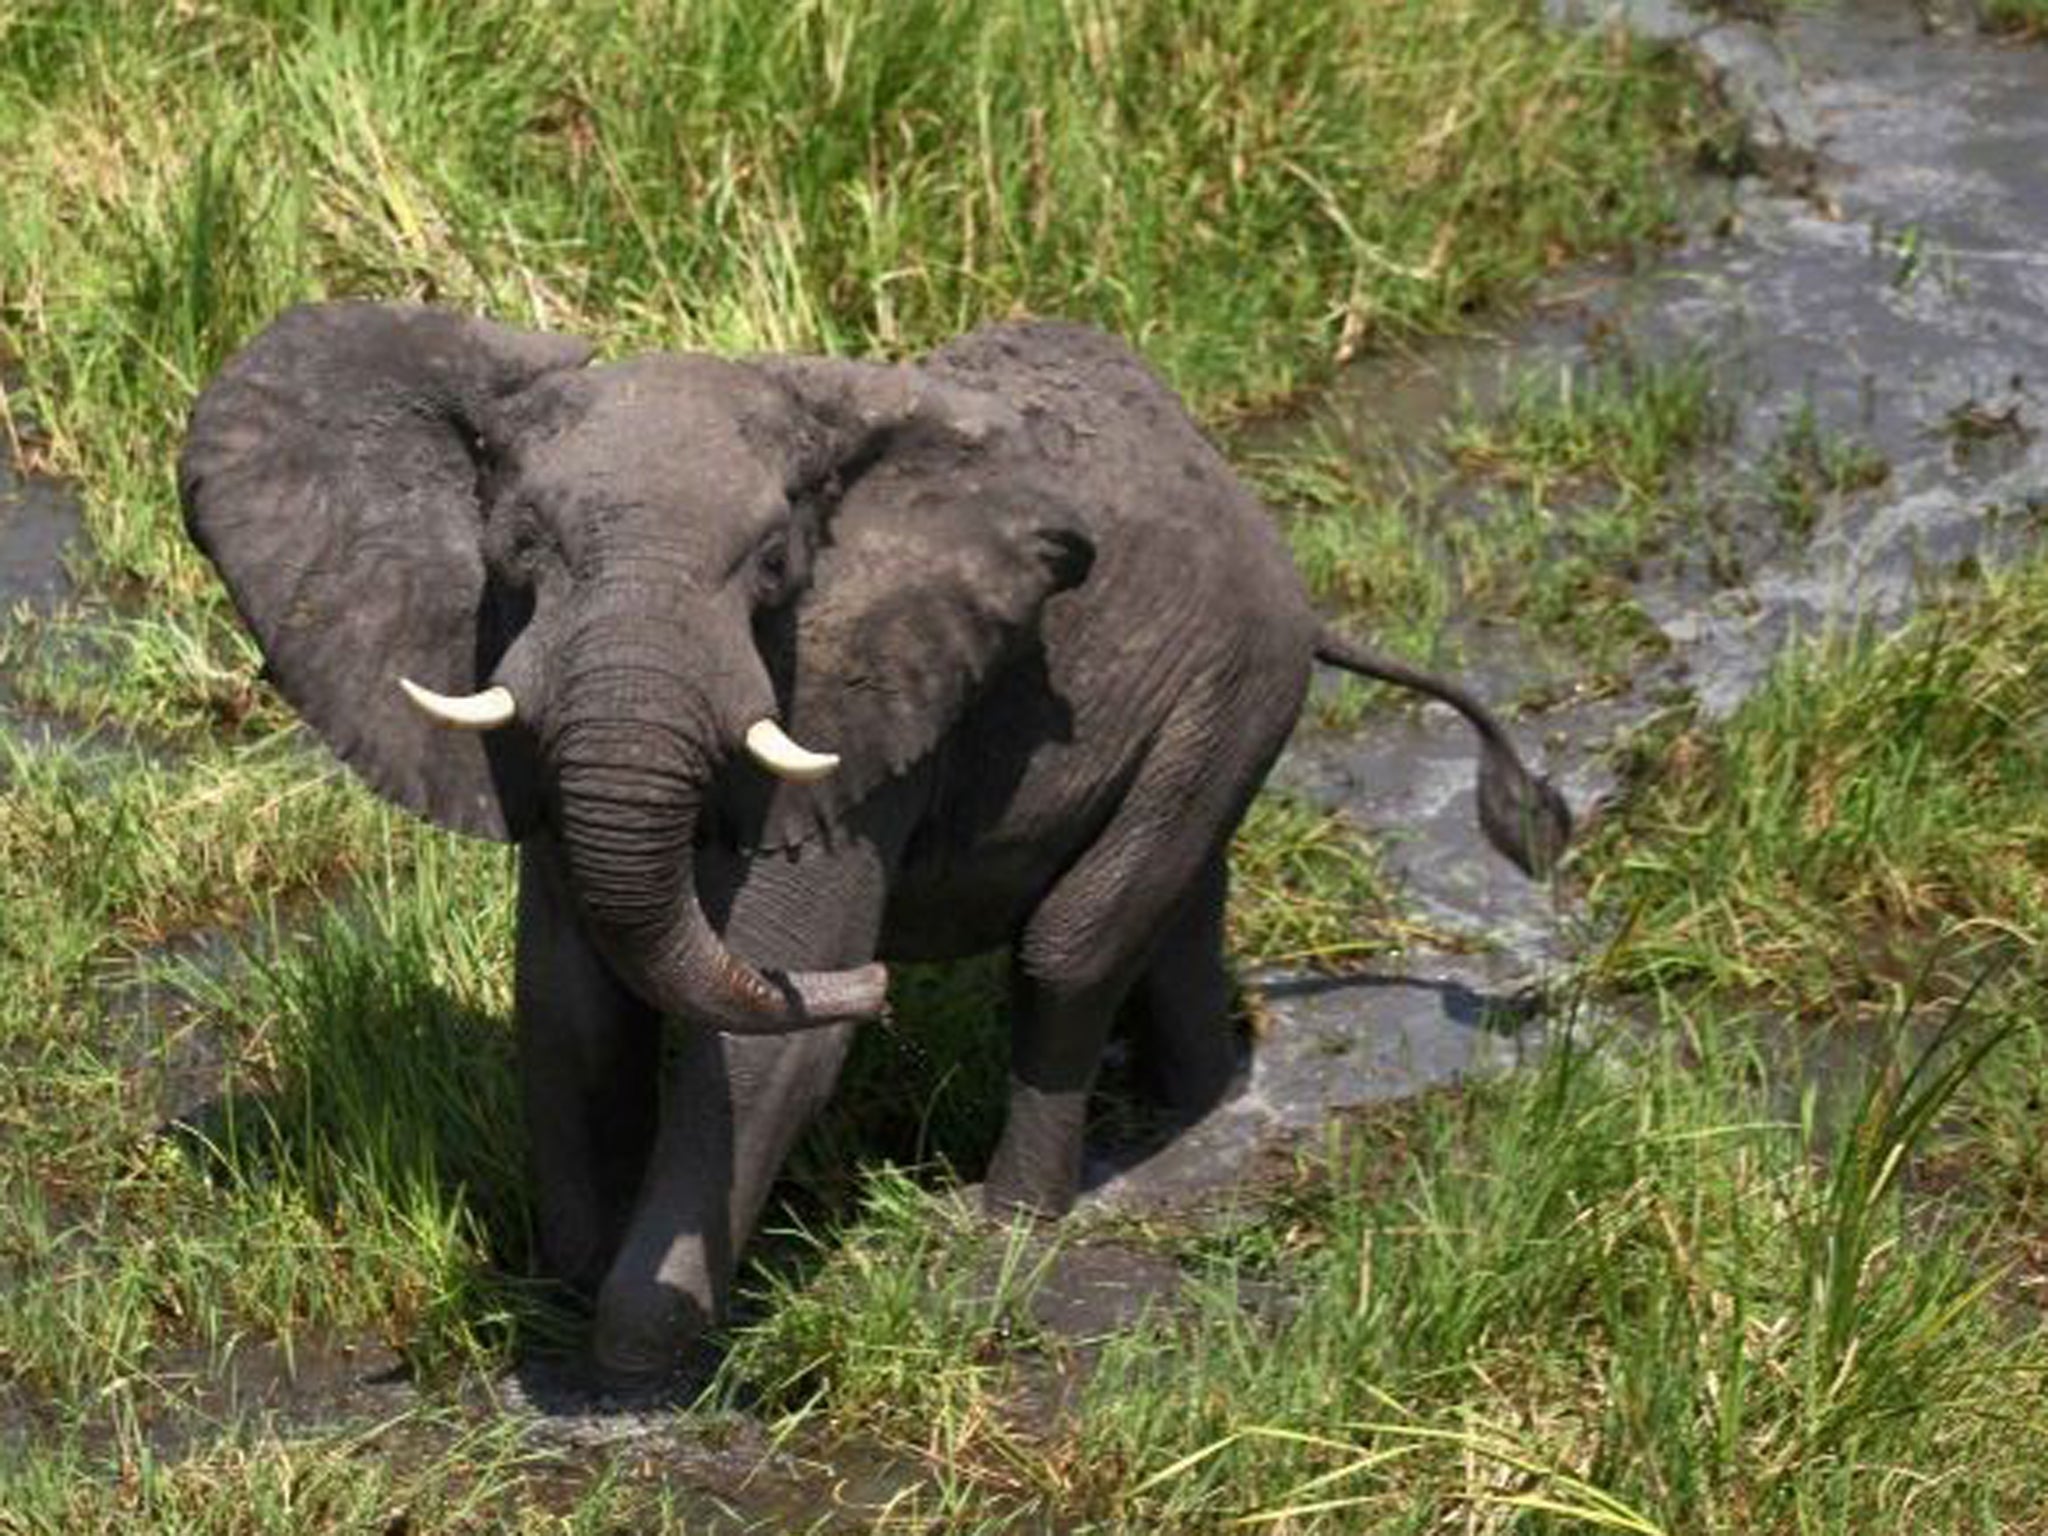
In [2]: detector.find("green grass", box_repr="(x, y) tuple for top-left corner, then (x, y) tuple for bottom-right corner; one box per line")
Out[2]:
(1981, 0), (2048, 38)
(1082, 1011), (2045, 1531)
(720, 1172), (1061, 1473)
(1442, 350), (1731, 503)
(1258, 349), (1730, 713)
(1226, 793), (1413, 967)
(711, 1002), (2048, 1531)
(1762, 402), (1890, 537)
(0, 834), (526, 1425)
(1, 1411), (711, 1534)
(1579, 550), (2048, 1308)
(1584, 559), (2048, 1018)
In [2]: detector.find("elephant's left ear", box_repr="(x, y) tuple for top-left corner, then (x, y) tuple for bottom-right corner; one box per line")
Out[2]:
(178, 302), (595, 840)
(752, 454), (1094, 843)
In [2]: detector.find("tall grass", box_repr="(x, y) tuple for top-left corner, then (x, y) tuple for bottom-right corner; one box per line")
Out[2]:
(1587, 560), (2048, 1015)
(719, 999), (2048, 1531)
(0, 0), (1712, 730)
(0, 834), (527, 1424)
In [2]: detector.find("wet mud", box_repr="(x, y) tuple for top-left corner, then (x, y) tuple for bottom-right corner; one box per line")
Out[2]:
(0, 458), (76, 615)
(0, 388), (85, 751)
(7, 0), (2047, 1513)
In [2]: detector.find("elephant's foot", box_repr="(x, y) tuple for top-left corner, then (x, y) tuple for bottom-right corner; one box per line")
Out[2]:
(590, 1268), (718, 1386)
(984, 1078), (1089, 1217)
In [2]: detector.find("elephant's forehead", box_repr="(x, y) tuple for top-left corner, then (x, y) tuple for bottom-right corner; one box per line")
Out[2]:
(521, 355), (788, 530)
(555, 355), (771, 457)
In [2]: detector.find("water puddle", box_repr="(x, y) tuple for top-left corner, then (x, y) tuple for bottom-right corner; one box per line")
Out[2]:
(0, 467), (77, 614)
(0, 379), (87, 756)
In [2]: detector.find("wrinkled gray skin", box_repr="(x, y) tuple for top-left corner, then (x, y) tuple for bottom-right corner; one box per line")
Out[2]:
(180, 303), (1569, 1379)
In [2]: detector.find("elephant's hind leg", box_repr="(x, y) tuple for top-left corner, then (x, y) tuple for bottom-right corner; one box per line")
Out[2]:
(987, 721), (1266, 1218)
(1127, 852), (1241, 1120)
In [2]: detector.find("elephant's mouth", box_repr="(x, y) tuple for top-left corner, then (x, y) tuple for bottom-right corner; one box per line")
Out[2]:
(399, 674), (885, 1031)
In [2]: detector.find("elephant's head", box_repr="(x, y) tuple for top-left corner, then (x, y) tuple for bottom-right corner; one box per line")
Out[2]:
(180, 302), (1092, 1032)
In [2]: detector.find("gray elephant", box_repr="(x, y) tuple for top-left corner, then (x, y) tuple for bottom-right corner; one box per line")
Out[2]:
(179, 303), (1568, 1379)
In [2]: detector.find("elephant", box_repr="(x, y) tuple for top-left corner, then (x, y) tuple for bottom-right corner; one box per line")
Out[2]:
(179, 302), (1570, 1380)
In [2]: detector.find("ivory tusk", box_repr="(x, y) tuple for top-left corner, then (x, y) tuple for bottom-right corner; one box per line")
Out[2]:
(398, 676), (518, 730)
(745, 719), (840, 782)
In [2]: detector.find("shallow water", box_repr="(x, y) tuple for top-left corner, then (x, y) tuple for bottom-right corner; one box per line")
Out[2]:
(0, 461), (76, 614)
(0, 390), (85, 752)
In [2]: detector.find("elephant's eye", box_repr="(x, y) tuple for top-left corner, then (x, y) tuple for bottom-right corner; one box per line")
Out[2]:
(753, 530), (793, 601)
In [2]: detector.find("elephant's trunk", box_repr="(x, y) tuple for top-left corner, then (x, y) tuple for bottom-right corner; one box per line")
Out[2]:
(547, 651), (884, 1033)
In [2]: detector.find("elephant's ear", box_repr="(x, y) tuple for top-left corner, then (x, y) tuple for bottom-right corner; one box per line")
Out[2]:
(179, 301), (594, 839)
(754, 449), (1095, 847)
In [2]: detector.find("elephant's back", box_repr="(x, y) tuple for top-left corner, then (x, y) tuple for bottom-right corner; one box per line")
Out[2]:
(925, 320), (1311, 632)
(881, 324), (1315, 957)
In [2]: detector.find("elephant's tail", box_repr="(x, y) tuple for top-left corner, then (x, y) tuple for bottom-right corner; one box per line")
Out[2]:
(1312, 628), (1572, 879)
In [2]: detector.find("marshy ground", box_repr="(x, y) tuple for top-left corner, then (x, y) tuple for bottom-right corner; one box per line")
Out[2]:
(3, 1), (2047, 1530)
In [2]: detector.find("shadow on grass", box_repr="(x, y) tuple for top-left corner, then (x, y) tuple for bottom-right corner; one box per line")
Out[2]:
(154, 887), (1033, 1410)
(154, 846), (570, 1387)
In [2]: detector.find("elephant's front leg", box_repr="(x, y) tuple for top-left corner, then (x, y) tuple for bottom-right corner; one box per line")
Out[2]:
(589, 840), (886, 1381)
(592, 1019), (858, 1378)
(515, 835), (662, 1296)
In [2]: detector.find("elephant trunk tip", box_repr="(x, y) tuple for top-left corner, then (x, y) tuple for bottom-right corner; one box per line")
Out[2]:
(765, 960), (891, 1027)
(625, 899), (891, 1033)
(664, 955), (889, 1034)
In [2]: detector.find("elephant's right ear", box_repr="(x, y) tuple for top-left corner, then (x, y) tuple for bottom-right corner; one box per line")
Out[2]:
(179, 301), (594, 840)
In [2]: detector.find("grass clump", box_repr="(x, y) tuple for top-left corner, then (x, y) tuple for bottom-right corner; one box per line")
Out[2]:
(1981, 0), (2048, 38)
(1227, 792), (1411, 969)
(1762, 401), (1890, 537)
(1585, 555), (2048, 1016)
(722, 1172), (1059, 1471)
(1262, 349), (1730, 689)
(1442, 348), (1730, 504)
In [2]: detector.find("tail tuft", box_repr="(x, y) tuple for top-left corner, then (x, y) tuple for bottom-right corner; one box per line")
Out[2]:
(1315, 626), (1573, 879)
(1476, 738), (1573, 879)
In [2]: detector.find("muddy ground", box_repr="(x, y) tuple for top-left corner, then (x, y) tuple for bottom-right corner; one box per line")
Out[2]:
(4, 0), (2046, 1524)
